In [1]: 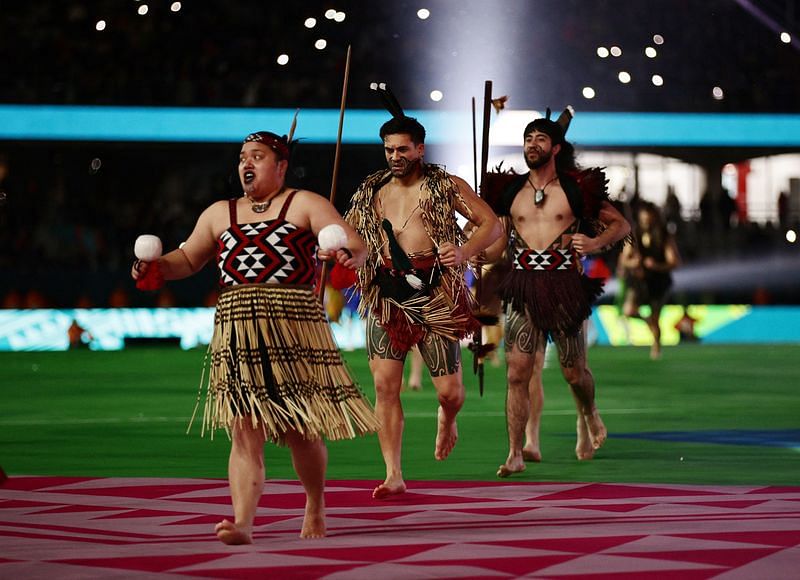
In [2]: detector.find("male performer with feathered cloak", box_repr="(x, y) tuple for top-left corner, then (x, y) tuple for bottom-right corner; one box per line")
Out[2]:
(345, 90), (501, 499)
(483, 108), (631, 476)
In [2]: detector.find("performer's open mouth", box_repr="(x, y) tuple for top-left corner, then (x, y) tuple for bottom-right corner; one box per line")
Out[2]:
(244, 171), (255, 184)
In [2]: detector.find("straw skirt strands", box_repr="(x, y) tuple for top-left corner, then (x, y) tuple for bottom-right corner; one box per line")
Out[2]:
(195, 284), (379, 442)
(345, 165), (480, 348)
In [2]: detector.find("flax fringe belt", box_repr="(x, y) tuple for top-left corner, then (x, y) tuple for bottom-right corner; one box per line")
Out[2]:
(191, 283), (379, 443)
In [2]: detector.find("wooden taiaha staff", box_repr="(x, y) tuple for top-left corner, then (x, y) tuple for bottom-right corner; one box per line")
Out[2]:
(317, 45), (352, 302)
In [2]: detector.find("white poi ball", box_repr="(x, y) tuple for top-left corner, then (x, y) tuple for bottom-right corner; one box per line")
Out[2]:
(317, 224), (348, 251)
(134, 234), (163, 261)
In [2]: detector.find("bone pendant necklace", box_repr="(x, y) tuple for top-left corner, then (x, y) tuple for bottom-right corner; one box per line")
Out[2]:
(528, 175), (558, 206)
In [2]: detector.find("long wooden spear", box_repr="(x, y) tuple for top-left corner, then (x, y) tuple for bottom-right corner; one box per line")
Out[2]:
(471, 96), (479, 194)
(470, 80), (493, 396)
(317, 45), (352, 301)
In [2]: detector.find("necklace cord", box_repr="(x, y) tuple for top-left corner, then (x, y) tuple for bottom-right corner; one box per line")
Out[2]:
(527, 175), (558, 205)
(245, 186), (285, 213)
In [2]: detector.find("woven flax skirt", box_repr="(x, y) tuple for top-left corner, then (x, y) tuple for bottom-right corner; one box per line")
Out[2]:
(196, 283), (378, 442)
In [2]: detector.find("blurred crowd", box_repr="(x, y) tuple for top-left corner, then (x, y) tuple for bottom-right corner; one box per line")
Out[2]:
(0, 141), (796, 309)
(0, 4), (387, 110)
(1, 2), (798, 113)
(0, 145), (228, 309)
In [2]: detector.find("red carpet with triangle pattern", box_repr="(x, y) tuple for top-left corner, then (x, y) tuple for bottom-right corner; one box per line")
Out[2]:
(2, 476), (800, 579)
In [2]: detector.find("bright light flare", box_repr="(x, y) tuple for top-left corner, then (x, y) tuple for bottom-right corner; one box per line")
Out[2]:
(277, 54), (289, 66)
(314, 39), (327, 50)
(334, 11), (346, 22)
(429, 90), (443, 102)
(417, 8), (431, 20)
(780, 32), (791, 44)
(787, 229), (797, 243)
(597, 46), (609, 58)
(324, 9), (336, 19)
(304, 17), (317, 28)
(653, 34), (664, 45)
(610, 46), (622, 57)
(137, 4), (148, 16)
(645, 46), (657, 58)
(95, 20), (106, 31)
(652, 74), (664, 86)
(170, 2), (181, 12)
(582, 87), (596, 99)
(618, 71), (631, 83)
(712, 86), (725, 100)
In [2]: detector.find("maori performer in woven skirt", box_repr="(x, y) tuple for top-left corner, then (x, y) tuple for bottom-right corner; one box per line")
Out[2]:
(346, 101), (501, 499)
(132, 131), (378, 543)
(483, 108), (631, 477)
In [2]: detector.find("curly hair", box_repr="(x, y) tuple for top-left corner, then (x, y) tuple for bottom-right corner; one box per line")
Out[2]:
(379, 116), (426, 145)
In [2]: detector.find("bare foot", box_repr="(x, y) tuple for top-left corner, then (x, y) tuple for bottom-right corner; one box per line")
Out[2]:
(300, 503), (326, 538)
(522, 445), (542, 462)
(373, 478), (407, 500)
(497, 452), (526, 478)
(434, 407), (458, 460)
(575, 415), (595, 461)
(215, 519), (253, 545)
(583, 408), (607, 450)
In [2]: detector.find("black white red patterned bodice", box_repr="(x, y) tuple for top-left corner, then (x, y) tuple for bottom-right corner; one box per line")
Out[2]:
(216, 191), (318, 287)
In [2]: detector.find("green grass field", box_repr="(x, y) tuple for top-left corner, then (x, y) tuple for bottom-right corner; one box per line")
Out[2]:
(2, 344), (798, 486)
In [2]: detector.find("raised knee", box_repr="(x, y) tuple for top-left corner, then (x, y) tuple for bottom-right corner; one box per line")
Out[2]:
(438, 389), (464, 409)
(434, 377), (464, 409)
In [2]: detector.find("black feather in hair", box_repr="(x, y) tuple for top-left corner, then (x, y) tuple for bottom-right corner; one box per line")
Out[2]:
(370, 82), (405, 119)
(556, 105), (574, 135)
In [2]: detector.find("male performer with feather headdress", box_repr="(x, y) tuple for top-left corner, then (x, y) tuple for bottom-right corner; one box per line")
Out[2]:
(346, 99), (501, 499)
(483, 108), (630, 477)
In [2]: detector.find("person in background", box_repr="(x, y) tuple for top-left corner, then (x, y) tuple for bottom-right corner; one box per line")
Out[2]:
(67, 319), (93, 348)
(675, 306), (699, 343)
(620, 202), (681, 359)
(403, 346), (425, 391)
